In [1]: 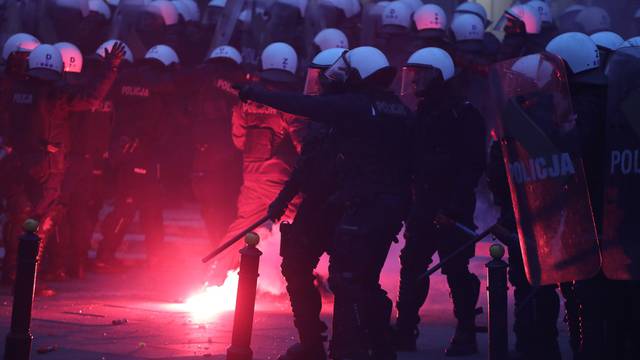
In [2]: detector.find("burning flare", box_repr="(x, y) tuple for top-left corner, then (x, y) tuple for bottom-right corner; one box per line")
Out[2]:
(184, 270), (239, 322)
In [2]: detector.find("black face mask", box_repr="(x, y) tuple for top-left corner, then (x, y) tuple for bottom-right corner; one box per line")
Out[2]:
(414, 66), (445, 99)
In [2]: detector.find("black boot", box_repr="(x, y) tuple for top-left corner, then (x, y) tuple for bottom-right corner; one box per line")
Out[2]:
(278, 342), (326, 360)
(445, 325), (478, 357)
(560, 282), (582, 358)
(445, 272), (480, 357)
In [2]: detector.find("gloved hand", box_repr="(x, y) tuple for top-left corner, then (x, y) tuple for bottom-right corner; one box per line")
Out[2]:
(103, 41), (127, 68)
(267, 197), (288, 222)
(232, 83), (258, 102)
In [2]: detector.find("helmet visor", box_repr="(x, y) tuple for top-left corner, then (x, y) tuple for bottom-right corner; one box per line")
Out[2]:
(323, 50), (351, 83)
(303, 67), (323, 95)
(400, 65), (442, 95)
(494, 10), (519, 32)
(400, 66), (419, 96)
(400, 66), (422, 111)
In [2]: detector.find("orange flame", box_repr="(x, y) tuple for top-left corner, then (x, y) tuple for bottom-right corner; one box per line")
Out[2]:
(184, 270), (239, 322)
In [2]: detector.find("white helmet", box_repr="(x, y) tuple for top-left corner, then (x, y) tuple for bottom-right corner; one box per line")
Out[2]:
(28, 44), (64, 80)
(398, 0), (421, 13)
(546, 32), (600, 74)
(54, 42), (83, 73)
(96, 39), (134, 63)
(208, 45), (242, 64)
(381, 1), (412, 30)
(406, 47), (454, 81)
(502, 4), (541, 34)
(261, 42), (298, 79)
(304, 48), (346, 95)
(451, 13), (484, 41)
(208, 0), (226, 7)
(89, 0), (111, 19)
(2, 33), (40, 61)
(590, 31), (624, 51)
(574, 6), (610, 35)
(311, 47), (345, 68)
(144, 44), (180, 66)
(345, 46), (390, 80)
(414, 4), (447, 31)
(510, 53), (555, 88)
(621, 36), (640, 48)
(56, 0), (90, 17)
(527, 0), (552, 25)
(314, 28), (349, 51)
(454, 1), (488, 24)
(145, 0), (179, 26)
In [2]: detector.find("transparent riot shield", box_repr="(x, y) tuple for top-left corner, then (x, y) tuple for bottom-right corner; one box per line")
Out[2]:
(601, 46), (640, 280)
(490, 52), (601, 286)
(211, 0), (246, 50)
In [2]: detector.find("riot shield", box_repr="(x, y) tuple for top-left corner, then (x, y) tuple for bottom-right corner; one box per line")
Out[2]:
(210, 0), (246, 50)
(490, 52), (601, 286)
(601, 46), (640, 280)
(239, 0), (271, 71)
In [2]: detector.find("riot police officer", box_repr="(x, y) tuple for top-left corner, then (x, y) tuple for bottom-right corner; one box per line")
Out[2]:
(0, 42), (124, 284)
(215, 42), (306, 283)
(267, 48), (346, 360)
(486, 114), (562, 360)
(394, 47), (485, 356)
(590, 31), (624, 69)
(97, 44), (179, 269)
(527, 0), (558, 48)
(375, 1), (420, 74)
(313, 28), (349, 53)
(449, 13), (495, 129)
(413, 4), (451, 50)
(496, 4), (544, 61)
(58, 41), (134, 279)
(184, 45), (244, 249)
(545, 32), (610, 360)
(236, 45), (412, 360)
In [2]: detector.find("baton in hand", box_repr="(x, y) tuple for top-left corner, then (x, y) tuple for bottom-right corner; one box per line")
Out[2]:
(419, 216), (496, 279)
(201, 214), (271, 263)
(420, 215), (516, 279)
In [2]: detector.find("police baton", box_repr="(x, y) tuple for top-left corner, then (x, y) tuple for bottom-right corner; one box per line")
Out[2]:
(201, 215), (271, 263)
(419, 215), (515, 279)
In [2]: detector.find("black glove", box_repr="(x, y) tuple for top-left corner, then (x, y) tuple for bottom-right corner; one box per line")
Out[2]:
(268, 197), (288, 222)
(232, 83), (258, 102)
(103, 41), (127, 69)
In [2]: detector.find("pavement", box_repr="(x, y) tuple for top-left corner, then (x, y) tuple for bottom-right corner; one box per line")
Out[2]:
(0, 204), (573, 359)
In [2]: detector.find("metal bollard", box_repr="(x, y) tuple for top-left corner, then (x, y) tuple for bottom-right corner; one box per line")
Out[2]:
(4, 219), (42, 360)
(486, 244), (508, 360)
(227, 232), (263, 360)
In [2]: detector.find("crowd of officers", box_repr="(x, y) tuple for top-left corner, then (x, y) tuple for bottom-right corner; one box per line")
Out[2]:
(0, 1), (638, 360)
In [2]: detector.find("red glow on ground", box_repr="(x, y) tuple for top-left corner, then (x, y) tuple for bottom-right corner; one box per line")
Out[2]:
(183, 270), (239, 322)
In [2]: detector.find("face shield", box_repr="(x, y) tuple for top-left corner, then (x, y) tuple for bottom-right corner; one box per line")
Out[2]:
(400, 65), (444, 110)
(322, 49), (351, 84)
(303, 67), (323, 95)
(494, 10), (524, 34)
